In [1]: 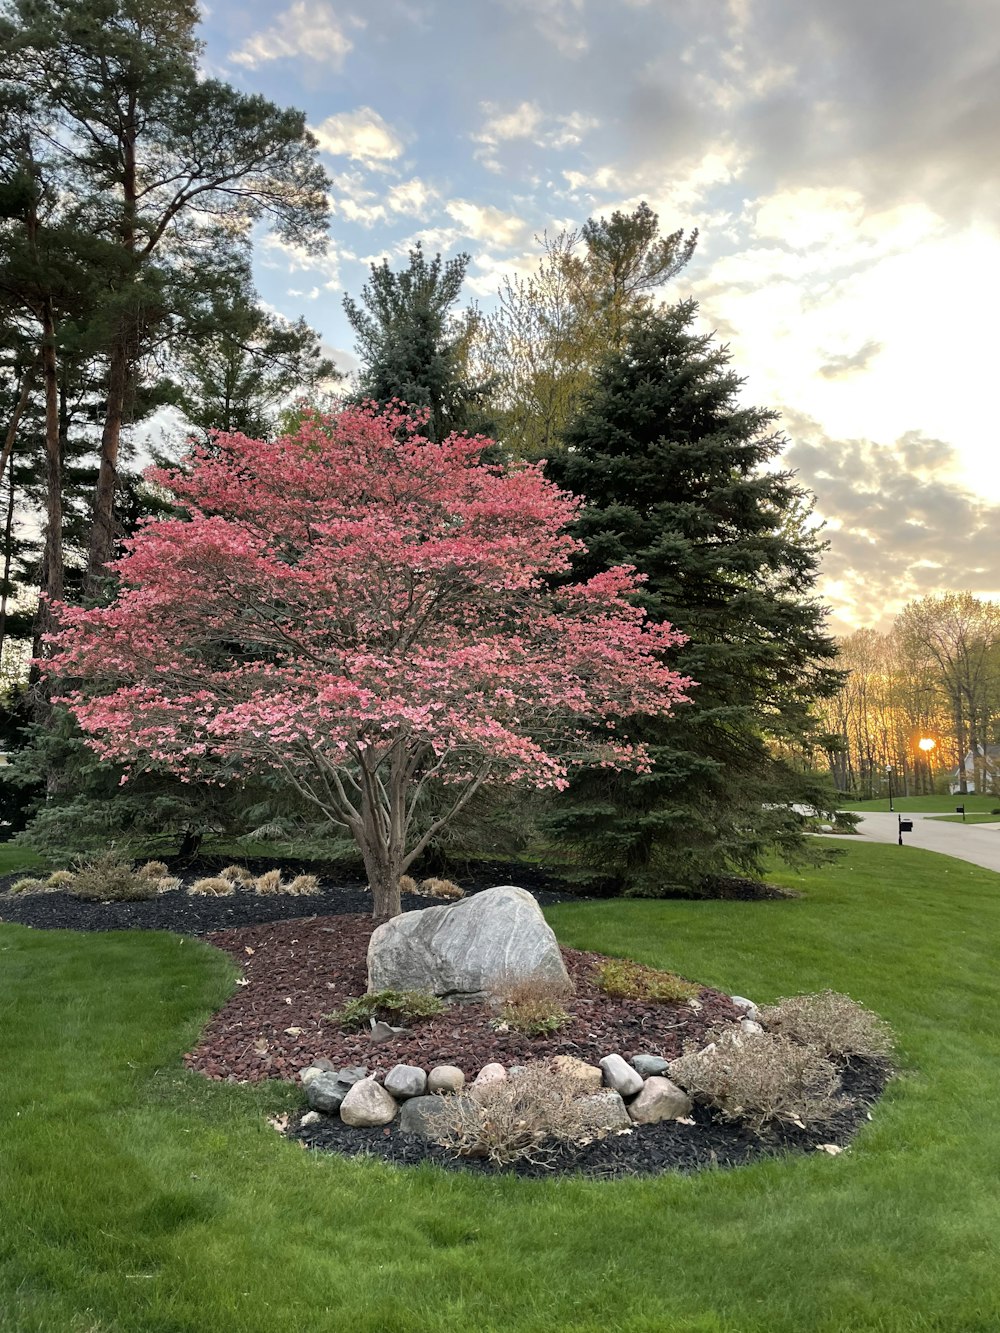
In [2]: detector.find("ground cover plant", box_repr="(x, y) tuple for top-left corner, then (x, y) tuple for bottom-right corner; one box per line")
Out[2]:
(3, 840), (1000, 1331)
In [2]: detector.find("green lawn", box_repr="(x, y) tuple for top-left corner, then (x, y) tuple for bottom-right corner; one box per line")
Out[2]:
(928, 812), (1000, 825)
(3, 842), (1000, 1331)
(0, 844), (45, 875)
(838, 793), (999, 813)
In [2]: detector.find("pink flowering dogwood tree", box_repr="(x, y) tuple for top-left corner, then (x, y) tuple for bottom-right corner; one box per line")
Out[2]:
(49, 405), (692, 918)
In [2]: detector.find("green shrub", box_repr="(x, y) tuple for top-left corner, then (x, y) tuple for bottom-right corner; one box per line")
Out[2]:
(594, 958), (700, 1003)
(70, 851), (158, 902)
(667, 1027), (845, 1131)
(9, 877), (47, 895)
(328, 989), (446, 1029)
(760, 990), (895, 1060)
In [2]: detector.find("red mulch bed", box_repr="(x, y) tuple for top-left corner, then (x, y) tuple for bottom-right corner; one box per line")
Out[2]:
(186, 913), (742, 1084)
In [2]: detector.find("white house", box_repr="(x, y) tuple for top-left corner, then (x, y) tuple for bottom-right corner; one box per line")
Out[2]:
(948, 744), (1000, 795)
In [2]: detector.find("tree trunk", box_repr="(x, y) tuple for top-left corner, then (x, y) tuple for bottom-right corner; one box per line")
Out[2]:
(0, 442), (17, 665)
(362, 841), (402, 920)
(88, 103), (138, 591)
(86, 338), (129, 588)
(38, 300), (63, 634)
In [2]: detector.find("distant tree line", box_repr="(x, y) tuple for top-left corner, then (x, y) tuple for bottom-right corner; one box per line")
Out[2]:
(821, 594), (1000, 797)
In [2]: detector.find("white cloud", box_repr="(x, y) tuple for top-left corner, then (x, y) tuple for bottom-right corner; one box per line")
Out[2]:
(230, 2), (359, 69)
(386, 177), (439, 218)
(311, 108), (406, 168)
(502, 0), (588, 56)
(473, 101), (599, 170)
(444, 199), (531, 247)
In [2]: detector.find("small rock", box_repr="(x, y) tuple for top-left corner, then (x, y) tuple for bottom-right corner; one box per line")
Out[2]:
(469, 1063), (507, 1101)
(600, 1054), (643, 1099)
(741, 1018), (764, 1036)
(627, 1076), (693, 1125)
(550, 1055), (603, 1092)
(577, 1089), (631, 1131)
(731, 995), (759, 1021)
(312, 1057), (337, 1072)
(300, 1110), (321, 1127)
(384, 1064), (427, 1100)
(427, 1065), (465, 1094)
(399, 1094), (479, 1140)
(337, 1065), (369, 1087)
(630, 1054), (670, 1078)
(339, 1076), (399, 1127)
(369, 1021), (405, 1043)
(299, 1065), (324, 1087)
(305, 1072), (351, 1113)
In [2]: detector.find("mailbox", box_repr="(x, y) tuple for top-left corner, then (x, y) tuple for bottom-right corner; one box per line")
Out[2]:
(898, 819), (913, 833)
(955, 805), (965, 814)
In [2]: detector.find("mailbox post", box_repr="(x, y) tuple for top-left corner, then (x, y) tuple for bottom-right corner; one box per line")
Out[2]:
(956, 805), (966, 822)
(897, 815), (913, 846)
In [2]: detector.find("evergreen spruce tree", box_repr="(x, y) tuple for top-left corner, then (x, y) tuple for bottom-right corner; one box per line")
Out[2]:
(544, 299), (842, 894)
(343, 243), (491, 442)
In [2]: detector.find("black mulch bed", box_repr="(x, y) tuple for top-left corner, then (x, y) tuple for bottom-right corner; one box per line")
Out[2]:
(290, 1057), (891, 1180)
(0, 859), (585, 934)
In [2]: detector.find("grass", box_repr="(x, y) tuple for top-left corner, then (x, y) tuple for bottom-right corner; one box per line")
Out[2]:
(928, 812), (1000, 825)
(0, 843), (45, 875)
(4, 842), (1000, 1330)
(838, 793), (999, 812)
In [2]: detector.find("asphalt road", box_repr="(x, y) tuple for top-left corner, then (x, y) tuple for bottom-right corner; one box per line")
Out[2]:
(843, 811), (1000, 874)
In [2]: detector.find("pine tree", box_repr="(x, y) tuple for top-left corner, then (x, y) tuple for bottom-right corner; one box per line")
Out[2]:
(544, 300), (842, 894)
(343, 243), (491, 442)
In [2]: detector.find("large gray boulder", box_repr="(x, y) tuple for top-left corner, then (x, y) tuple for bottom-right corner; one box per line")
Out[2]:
(367, 886), (570, 1002)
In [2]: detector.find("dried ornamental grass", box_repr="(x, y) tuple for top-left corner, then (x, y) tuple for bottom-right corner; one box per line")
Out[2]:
(155, 876), (182, 893)
(188, 877), (235, 897)
(418, 877), (464, 900)
(137, 861), (170, 880)
(220, 864), (254, 886)
(286, 874), (321, 896)
(398, 875), (418, 894)
(9, 877), (47, 895)
(432, 1062), (629, 1166)
(759, 990), (895, 1060)
(254, 869), (283, 895)
(667, 1027), (844, 1132)
(494, 975), (574, 1036)
(45, 870), (77, 890)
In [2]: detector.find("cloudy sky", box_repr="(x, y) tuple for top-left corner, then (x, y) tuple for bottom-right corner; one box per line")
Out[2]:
(197, 0), (1000, 634)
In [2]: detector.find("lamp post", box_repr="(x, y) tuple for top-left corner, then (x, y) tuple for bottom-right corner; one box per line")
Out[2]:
(886, 764), (894, 812)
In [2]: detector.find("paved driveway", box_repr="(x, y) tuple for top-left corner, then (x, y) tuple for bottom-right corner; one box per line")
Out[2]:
(842, 811), (1000, 874)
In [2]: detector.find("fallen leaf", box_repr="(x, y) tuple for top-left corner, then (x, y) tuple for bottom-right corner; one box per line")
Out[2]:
(235, 977), (250, 987)
(675, 1116), (696, 1126)
(284, 1027), (303, 1036)
(267, 1114), (289, 1134)
(816, 1143), (843, 1155)
(244, 946), (255, 956)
